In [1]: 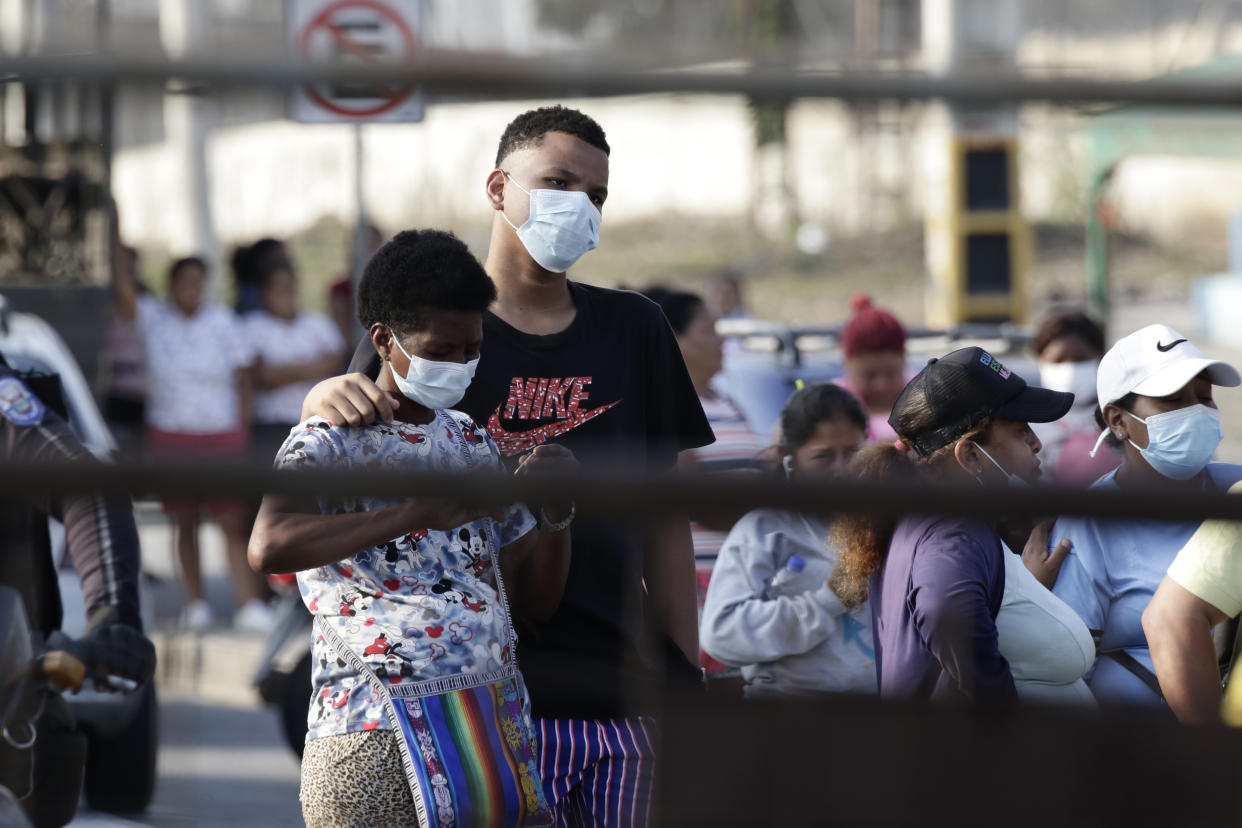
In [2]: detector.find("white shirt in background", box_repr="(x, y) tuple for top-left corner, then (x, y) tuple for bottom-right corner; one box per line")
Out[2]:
(701, 508), (877, 698)
(243, 311), (345, 425)
(137, 297), (253, 434)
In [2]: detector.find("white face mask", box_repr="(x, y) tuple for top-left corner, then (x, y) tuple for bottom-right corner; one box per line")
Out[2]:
(389, 335), (478, 410)
(1038, 359), (1099, 408)
(500, 171), (601, 273)
(971, 441), (1032, 489)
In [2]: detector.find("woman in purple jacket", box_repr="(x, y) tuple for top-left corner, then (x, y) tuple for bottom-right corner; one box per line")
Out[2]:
(830, 347), (1073, 705)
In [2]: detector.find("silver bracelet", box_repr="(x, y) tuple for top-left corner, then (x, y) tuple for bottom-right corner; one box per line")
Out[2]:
(539, 503), (575, 532)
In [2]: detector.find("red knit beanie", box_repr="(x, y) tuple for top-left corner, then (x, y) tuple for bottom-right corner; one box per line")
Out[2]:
(841, 293), (906, 358)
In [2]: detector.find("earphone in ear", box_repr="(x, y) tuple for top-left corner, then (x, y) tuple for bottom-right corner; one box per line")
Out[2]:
(782, 456), (794, 478)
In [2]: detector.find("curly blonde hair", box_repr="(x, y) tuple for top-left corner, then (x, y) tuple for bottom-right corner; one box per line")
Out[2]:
(829, 419), (992, 608)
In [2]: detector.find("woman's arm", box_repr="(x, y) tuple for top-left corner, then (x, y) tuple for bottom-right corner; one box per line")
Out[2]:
(501, 445), (576, 620)
(644, 514), (700, 665)
(700, 516), (845, 666)
(500, 522), (572, 621)
(909, 530), (1017, 705)
(236, 364), (254, 431)
(249, 494), (502, 574)
(111, 246), (138, 322)
(255, 352), (345, 390)
(1143, 576), (1229, 724)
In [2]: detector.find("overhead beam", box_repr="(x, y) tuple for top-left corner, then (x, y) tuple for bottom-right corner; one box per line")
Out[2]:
(0, 53), (1240, 107)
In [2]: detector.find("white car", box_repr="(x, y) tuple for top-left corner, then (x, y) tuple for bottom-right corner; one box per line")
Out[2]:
(0, 294), (158, 814)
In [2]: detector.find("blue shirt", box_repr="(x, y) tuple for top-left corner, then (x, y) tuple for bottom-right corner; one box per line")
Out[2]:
(871, 514), (1017, 705)
(1051, 462), (1242, 707)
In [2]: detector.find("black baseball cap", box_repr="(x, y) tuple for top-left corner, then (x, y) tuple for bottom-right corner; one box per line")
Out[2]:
(889, 347), (1075, 457)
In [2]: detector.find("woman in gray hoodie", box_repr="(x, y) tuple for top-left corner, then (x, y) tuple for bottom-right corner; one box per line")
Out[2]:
(700, 384), (876, 698)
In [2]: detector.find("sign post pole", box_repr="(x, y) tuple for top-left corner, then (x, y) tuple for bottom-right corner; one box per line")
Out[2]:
(350, 122), (368, 344)
(287, 0), (424, 342)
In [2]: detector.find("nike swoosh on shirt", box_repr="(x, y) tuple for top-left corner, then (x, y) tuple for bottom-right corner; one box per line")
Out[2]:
(487, 400), (621, 456)
(1156, 339), (1187, 352)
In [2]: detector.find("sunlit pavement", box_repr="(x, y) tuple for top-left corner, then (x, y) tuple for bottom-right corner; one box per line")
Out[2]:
(68, 690), (302, 827)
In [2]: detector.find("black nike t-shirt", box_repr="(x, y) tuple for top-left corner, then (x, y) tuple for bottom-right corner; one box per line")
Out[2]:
(348, 281), (714, 718)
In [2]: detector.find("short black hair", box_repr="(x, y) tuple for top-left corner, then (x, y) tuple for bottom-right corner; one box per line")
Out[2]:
(640, 286), (705, 336)
(169, 256), (206, 283)
(232, 238), (290, 289)
(1033, 309), (1105, 357)
(494, 105), (610, 168)
(780, 383), (868, 448)
(356, 229), (496, 334)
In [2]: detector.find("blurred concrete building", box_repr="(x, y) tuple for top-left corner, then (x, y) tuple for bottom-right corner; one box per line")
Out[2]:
(6, 0), (1242, 294)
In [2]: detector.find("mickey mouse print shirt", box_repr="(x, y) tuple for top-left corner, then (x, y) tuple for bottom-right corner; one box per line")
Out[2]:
(277, 412), (536, 740)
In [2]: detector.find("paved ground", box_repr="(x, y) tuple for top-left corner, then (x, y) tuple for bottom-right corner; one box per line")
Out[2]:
(69, 691), (302, 828)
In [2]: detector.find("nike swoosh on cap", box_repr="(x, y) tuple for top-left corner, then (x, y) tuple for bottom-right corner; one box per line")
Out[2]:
(1156, 339), (1188, 352)
(487, 399), (621, 456)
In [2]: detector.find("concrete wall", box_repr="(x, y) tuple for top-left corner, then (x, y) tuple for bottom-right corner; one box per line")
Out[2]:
(109, 4), (1242, 260)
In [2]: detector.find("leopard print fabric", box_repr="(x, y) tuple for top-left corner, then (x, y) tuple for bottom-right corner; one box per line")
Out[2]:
(300, 730), (420, 828)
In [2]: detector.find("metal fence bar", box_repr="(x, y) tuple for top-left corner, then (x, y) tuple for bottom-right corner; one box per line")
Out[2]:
(2, 53), (1242, 107)
(5, 461), (1242, 524)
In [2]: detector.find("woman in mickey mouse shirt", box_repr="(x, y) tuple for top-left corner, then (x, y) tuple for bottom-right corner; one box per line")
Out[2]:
(250, 230), (571, 828)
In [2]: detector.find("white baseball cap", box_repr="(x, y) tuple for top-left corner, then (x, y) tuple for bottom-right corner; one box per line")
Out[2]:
(1096, 324), (1241, 407)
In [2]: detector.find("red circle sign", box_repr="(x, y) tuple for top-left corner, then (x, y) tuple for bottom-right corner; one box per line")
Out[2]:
(299, 0), (419, 118)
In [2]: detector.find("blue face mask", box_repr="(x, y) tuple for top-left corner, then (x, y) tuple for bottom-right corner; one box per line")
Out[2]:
(1124, 404), (1223, 480)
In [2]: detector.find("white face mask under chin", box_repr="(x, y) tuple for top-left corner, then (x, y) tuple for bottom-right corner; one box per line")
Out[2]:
(971, 442), (1032, 489)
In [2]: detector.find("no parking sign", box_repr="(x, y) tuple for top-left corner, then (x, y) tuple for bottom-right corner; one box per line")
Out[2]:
(288, 0), (425, 124)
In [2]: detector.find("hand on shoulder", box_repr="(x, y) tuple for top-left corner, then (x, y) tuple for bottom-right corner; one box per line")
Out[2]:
(302, 373), (399, 427)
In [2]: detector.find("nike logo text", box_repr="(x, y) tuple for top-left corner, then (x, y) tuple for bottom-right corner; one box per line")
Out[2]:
(487, 376), (621, 455)
(1156, 339), (1187, 352)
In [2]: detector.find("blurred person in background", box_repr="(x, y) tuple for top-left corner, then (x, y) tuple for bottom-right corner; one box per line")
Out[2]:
(700, 383), (875, 698)
(114, 255), (271, 632)
(1143, 485), (1242, 724)
(835, 294), (912, 443)
(243, 257), (346, 464)
(642, 285), (765, 679)
(232, 237), (291, 316)
(327, 278), (354, 371)
(710, 271), (752, 366)
(299, 105), (712, 825)
(1032, 309), (1121, 486)
(101, 243), (147, 457)
(710, 271), (748, 320)
(1050, 324), (1242, 710)
(327, 223), (386, 366)
(830, 347), (1074, 705)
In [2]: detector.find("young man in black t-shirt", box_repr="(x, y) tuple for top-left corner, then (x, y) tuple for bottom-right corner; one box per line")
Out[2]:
(303, 106), (713, 824)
